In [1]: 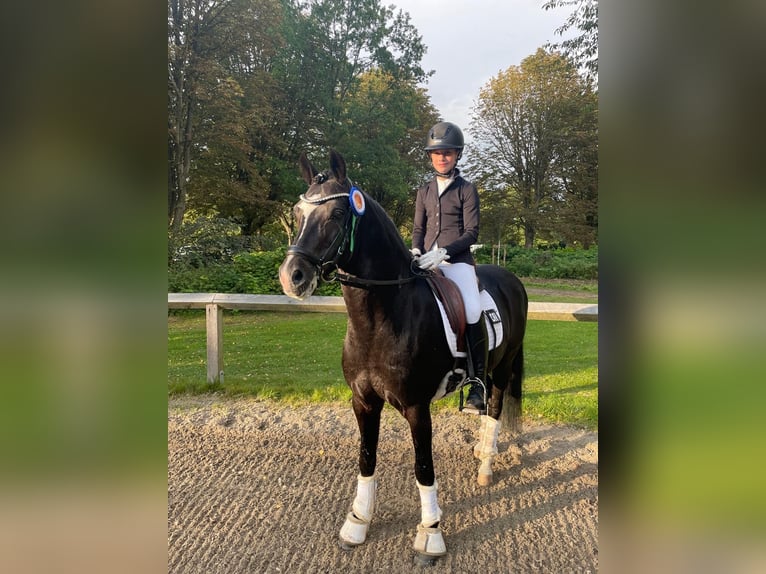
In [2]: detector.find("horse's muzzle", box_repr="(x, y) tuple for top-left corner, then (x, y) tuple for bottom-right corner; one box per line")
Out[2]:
(279, 253), (319, 300)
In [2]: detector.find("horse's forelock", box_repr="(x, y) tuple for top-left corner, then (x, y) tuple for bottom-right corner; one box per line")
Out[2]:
(304, 170), (349, 201)
(312, 171), (329, 185)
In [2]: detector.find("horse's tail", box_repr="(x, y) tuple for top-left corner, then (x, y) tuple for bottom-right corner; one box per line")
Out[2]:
(500, 344), (524, 434)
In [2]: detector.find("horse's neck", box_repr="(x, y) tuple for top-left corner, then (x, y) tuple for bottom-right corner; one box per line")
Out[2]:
(340, 209), (413, 326)
(342, 282), (411, 334)
(344, 210), (410, 281)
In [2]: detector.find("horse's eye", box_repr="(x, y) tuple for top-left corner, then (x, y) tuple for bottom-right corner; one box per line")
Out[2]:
(330, 208), (345, 220)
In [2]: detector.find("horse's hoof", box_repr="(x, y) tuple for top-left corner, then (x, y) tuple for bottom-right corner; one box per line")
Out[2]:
(338, 538), (358, 552)
(413, 523), (447, 559)
(339, 512), (369, 549)
(477, 472), (492, 486)
(414, 553), (439, 567)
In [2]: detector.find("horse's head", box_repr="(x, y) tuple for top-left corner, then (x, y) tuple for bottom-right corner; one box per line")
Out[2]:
(279, 150), (360, 300)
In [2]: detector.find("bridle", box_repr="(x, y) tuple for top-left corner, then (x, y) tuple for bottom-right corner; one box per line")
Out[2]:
(286, 176), (425, 288)
(287, 185), (355, 282)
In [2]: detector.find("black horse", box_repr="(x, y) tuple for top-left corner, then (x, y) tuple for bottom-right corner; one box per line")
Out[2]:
(279, 150), (527, 564)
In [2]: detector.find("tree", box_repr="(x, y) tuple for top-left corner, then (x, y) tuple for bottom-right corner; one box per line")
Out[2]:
(168, 0), (437, 249)
(264, 0), (435, 239)
(271, 0), (430, 152)
(548, 90), (598, 248)
(335, 69), (438, 226)
(185, 0), (287, 238)
(543, 0), (598, 86)
(168, 0), (283, 232)
(468, 49), (597, 248)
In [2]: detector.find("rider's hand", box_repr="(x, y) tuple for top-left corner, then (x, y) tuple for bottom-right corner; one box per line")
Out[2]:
(416, 248), (450, 270)
(409, 247), (422, 259)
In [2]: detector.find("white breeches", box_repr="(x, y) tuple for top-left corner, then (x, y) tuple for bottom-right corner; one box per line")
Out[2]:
(438, 262), (482, 323)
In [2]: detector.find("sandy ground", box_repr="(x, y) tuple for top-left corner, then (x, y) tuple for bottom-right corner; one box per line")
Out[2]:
(168, 396), (598, 573)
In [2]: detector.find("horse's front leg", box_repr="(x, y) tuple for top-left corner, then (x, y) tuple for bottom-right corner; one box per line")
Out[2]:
(339, 393), (383, 550)
(405, 403), (447, 563)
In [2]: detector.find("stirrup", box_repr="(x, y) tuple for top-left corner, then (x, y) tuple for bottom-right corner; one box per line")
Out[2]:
(459, 378), (487, 415)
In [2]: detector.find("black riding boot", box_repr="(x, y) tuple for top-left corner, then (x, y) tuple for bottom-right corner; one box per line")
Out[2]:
(463, 315), (488, 415)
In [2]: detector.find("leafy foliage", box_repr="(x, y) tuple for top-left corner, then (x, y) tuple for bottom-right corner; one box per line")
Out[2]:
(168, 215), (252, 268)
(543, 0), (598, 85)
(334, 69), (438, 226)
(474, 245), (598, 279)
(168, 0), (438, 245)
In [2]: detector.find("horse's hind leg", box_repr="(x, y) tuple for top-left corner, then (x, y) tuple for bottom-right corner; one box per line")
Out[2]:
(472, 348), (521, 486)
(474, 414), (502, 486)
(405, 403), (447, 562)
(339, 394), (383, 550)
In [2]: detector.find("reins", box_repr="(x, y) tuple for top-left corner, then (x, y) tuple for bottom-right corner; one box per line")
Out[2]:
(333, 261), (430, 289)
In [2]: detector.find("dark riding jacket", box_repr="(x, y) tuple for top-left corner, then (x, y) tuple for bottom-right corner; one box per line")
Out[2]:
(412, 170), (479, 266)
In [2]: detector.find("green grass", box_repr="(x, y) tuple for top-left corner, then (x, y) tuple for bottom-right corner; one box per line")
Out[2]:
(521, 277), (598, 304)
(521, 321), (598, 429)
(168, 311), (598, 429)
(168, 311), (349, 401)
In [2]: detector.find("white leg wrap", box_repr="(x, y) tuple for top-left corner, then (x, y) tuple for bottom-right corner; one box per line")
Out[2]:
(339, 474), (377, 547)
(413, 523), (447, 556)
(416, 480), (442, 527)
(476, 415), (501, 458)
(473, 415), (488, 459)
(476, 416), (501, 486)
(351, 474), (377, 522)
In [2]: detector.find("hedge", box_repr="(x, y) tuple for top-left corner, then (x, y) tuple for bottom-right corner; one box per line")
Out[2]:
(168, 245), (597, 294)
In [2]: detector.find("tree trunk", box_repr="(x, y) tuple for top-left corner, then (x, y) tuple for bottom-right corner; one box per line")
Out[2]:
(524, 226), (535, 249)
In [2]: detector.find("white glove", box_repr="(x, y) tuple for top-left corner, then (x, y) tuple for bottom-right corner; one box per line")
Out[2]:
(409, 247), (422, 258)
(416, 248), (450, 270)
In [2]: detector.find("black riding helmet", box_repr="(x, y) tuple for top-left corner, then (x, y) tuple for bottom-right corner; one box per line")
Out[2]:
(424, 121), (464, 160)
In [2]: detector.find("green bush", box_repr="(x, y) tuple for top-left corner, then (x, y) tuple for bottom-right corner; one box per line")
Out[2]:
(230, 249), (286, 294)
(169, 246), (345, 295)
(473, 245), (597, 280)
(168, 264), (241, 292)
(169, 245), (597, 293)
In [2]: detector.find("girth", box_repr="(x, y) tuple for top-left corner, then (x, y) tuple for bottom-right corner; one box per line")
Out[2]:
(425, 271), (466, 353)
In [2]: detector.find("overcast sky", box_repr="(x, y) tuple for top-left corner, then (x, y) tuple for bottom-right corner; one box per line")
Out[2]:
(386, 0), (574, 143)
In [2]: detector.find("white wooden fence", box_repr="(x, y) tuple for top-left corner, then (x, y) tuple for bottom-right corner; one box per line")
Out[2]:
(168, 293), (598, 383)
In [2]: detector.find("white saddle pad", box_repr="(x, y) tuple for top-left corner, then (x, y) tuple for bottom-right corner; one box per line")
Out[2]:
(434, 290), (504, 358)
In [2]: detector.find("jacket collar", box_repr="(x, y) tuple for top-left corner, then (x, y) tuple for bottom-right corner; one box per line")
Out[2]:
(430, 168), (462, 193)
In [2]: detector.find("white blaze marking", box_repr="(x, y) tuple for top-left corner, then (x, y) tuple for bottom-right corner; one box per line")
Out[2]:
(294, 201), (320, 244)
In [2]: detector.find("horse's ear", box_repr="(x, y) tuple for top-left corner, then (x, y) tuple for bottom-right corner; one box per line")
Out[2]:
(298, 152), (317, 185)
(329, 149), (346, 184)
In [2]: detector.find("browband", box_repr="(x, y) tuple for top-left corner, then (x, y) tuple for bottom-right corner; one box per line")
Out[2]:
(298, 192), (349, 205)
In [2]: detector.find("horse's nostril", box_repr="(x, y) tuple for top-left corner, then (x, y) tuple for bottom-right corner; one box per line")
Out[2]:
(291, 269), (304, 285)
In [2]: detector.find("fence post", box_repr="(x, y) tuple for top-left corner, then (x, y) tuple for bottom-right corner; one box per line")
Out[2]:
(206, 303), (224, 383)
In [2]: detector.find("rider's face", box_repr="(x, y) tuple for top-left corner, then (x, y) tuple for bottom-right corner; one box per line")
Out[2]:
(429, 149), (458, 176)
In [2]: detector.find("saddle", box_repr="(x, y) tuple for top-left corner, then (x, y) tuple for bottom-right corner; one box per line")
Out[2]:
(425, 271), (466, 353)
